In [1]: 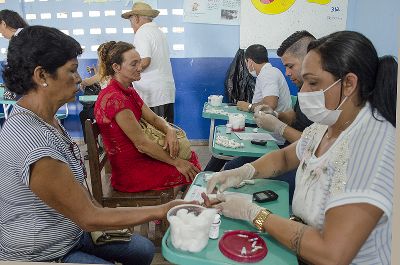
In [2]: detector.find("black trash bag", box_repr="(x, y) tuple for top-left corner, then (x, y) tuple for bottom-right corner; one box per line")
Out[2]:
(224, 48), (256, 103)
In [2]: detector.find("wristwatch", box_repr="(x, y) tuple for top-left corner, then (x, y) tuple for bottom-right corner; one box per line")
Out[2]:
(253, 209), (272, 231)
(247, 103), (253, 112)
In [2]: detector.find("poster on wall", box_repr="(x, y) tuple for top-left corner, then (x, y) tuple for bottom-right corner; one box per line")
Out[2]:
(240, 0), (348, 49)
(183, 0), (240, 25)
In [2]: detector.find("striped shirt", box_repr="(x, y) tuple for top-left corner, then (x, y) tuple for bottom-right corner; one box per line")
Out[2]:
(293, 102), (394, 264)
(0, 105), (84, 261)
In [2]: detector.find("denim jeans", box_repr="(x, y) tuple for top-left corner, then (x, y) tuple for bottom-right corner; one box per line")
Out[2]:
(61, 232), (155, 264)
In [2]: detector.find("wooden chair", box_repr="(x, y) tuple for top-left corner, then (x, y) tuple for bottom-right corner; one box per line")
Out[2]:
(85, 119), (175, 244)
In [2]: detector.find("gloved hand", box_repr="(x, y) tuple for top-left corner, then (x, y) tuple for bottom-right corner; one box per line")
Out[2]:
(254, 111), (287, 136)
(206, 163), (255, 194)
(214, 194), (264, 223)
(254, 104), (278, 117)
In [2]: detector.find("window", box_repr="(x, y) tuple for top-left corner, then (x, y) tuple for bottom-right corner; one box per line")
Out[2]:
(104, 10), (116, 16)
(88, 11), (101, 17)
(172, 27), (184, 33)
(25, 14), (37, 20)
(90, 28), (101, 35)
(105, 28), (117, 34)
(73, 29), (85, 36)
(123, 28), (134, 34)
(173, 44), (185, 51)
(40, 13), (51, 19)
(71, 12), (83, 18)
(172, 9), (184, 16)
(57, 12), (68, 19)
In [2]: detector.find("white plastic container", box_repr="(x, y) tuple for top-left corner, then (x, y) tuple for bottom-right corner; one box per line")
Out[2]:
(209, 95), (223, 107)
(228, 114), (245, 131)
(167, 204), (216, 252)
(209, 214), (221, 239)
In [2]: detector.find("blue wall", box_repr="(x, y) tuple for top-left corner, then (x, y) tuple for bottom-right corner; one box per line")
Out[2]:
(0, 0), (398, 140)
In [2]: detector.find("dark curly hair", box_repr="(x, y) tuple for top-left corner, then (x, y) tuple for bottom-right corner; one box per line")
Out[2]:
(98, 41), (134, 80)
(277, 30), (315, 58)
(2, 25), (82, 95)
(308, 31), (397, 127)
(0, 9), (28, 29)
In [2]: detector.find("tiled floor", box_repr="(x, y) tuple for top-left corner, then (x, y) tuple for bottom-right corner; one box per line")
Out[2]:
(81, 143), (212, 265)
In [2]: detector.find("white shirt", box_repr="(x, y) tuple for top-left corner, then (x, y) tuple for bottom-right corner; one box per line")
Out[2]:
(133, 22), (175, 107)
(251, 63), (291, 113)
(293, 103), (394, 264)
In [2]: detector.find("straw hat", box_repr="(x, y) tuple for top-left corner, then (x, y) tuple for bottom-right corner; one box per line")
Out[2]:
(121, 2), (160, 19)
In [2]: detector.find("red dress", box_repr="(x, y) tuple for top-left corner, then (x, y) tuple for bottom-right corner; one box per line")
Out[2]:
(94, 79), (201, 192)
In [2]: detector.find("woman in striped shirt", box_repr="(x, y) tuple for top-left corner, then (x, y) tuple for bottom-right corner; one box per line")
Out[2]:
(0, 25), (192, 264)
(205, 31), (397, 265)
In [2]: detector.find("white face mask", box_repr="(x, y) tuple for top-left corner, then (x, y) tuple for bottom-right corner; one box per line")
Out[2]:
(298, 79), (347, 126)
(247, 60), (257, 77)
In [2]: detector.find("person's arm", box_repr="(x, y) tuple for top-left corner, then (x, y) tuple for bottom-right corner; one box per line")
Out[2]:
(254, 109), (302, 143)
(29, 157), (188, 231)
(237, 96), (278, 112)
(277, 110), (296, 125)
(206, 143), (299, 193)
(115, 108), (199, 180)
(209, 192), (383, 265)
(262, 204), (383, 265)
(140, 57), (151, 71)
(80, 74), (101, 90)
(251, 142), (299, 179)
(252, 96), (278, 111)
(141, 103), (179, 158)
(281, 125), (303, 143)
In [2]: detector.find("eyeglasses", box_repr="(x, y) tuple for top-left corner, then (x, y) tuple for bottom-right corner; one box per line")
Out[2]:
(69, 141), (88, 180)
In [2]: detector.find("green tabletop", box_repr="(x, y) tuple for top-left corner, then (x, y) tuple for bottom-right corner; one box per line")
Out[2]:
(202, 102), (256, 124)
(79, 95), (98, 103)
(162, 172), (298, 265)
(0, 98), (17, 105)
(212, 126), (279, 158)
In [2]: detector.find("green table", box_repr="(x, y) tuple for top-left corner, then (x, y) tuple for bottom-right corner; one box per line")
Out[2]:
(79, 95), (98, 103)
(202, 102), (255, 124)
(212, 126), (279, 157)
(202, 102), (256, 160)
(162, 172), (298, 265)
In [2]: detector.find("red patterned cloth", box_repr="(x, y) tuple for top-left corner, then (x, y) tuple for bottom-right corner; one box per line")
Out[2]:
(94, 79), (201, 192)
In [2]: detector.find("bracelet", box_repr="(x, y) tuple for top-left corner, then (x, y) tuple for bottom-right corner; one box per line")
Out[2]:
(247, 103), (253, 112)
(253, 209), (272, 231)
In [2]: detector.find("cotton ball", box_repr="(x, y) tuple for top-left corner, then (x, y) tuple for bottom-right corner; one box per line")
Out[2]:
(169, 207), (217, 252)
(176, 208), (188, 218)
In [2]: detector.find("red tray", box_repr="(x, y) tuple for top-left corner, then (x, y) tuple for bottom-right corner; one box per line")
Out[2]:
(219, 230), (268, 263)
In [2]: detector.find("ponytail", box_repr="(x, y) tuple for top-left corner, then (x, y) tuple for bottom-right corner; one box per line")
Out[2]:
(370, 56), (397, 127)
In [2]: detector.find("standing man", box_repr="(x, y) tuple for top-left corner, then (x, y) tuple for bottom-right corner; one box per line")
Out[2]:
(122, 2), (176, 123)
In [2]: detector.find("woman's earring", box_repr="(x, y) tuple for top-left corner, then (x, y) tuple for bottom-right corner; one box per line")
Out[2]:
(42, 83), (48, 87)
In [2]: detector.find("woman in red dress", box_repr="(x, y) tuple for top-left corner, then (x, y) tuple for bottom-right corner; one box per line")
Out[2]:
(94, 41), (201, 193)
